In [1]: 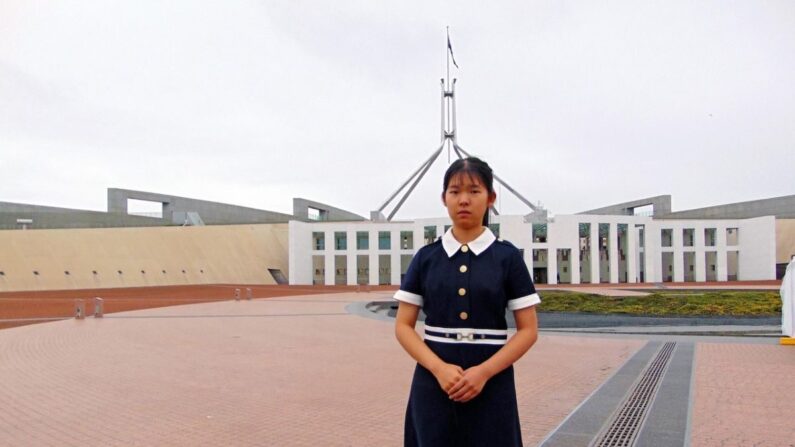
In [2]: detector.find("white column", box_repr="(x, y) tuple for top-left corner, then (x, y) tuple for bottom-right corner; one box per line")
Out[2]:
(391, 230), (401, 285)
(609, 223), (619, 283)
(347, 250), (356, 286)
(526, 246), (534, 281)
(627, 224), (637, 283)
(644, 223), (659, 283)
(694, 226), (706, 282)
(548, 248), (558, 285)
(571, 247), (581, 284)
(369, 231), (379, 285)
(672, 228), (684, 282)
(590, 223), (600, 283)
(324, 253), (334, 285)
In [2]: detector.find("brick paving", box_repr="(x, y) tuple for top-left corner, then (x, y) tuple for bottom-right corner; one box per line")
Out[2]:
(2, 289), (793, 446)
(690, 343), (795, 447)
(0, 292), (642, 446)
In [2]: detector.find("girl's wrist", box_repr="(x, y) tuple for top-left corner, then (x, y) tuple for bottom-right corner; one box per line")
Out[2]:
(428, 360), (446, 376)
(476, 362), (497, 380)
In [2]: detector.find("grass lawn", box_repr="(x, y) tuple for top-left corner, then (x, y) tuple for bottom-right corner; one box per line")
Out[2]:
(537, 290), (782, 316)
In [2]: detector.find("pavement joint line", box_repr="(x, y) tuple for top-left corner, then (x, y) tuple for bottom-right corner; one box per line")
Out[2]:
(683, 343), (697, 447)
(0, 317), (70, 323)
(103, 312), (350, 319)
(539, 341), (661, 447)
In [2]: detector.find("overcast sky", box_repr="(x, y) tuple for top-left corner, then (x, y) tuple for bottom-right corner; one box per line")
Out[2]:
(1, 1), (793, 219)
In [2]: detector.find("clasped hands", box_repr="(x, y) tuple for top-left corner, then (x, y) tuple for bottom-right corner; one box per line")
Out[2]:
(433, 362), (490, 403)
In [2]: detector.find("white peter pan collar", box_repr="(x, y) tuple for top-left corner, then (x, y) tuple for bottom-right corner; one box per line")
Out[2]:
(441, 227), (497, 258)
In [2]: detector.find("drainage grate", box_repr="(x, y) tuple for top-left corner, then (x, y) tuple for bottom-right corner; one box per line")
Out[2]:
(591, 342), (676, 447)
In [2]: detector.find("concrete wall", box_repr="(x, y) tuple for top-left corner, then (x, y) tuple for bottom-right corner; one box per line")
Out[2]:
(292, 198), (366, 222)
(0, 201), (165, 230)
(108, 188), (295, 225)
(0, 224), (288, 292)
(738, 216), (777, 280)
(659, 194), (795, 219)
(777, 219), (795, 264)
(579, 195), (672, 217)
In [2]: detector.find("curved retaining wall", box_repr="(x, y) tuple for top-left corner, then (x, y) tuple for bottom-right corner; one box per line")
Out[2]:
(0, 224), (288, 291)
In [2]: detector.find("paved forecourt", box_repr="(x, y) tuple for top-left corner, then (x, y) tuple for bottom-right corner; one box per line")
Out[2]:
(0, 291), (792, 446)
(0, 291), (641, 446)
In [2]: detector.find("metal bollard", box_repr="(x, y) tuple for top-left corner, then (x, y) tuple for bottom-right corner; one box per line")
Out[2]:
(245, 288), (252, 300)
(74, 299), (85, 320)
(234, 288), (241, 301)
(94, 297), (104, 318)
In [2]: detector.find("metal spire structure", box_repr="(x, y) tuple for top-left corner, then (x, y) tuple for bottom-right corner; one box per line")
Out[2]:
(370, 29), (547, 223)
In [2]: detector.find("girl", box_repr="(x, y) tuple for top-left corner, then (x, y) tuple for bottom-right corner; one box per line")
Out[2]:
(394, 157), (540, 446)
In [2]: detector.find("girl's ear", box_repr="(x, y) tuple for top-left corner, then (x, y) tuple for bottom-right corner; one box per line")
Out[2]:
(441, 191), (447, 205)
(488, 191), (497, 207)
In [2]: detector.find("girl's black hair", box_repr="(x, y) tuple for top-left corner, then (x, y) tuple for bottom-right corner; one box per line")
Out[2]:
(442, 156), (495, 227)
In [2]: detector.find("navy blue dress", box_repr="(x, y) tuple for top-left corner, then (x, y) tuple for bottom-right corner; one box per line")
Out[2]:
(394, 228), (540, 447)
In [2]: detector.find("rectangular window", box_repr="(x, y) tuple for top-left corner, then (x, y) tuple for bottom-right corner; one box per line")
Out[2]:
(726, 228), (739, 246)
(400, 254), (413, 282)
(705, 228), (716, 247)
(378, 231), (391, 250)
(378, 254), (391, 285)
(312, 232), (325, 250)
(424, 226), (437, 245)
(400, 231), (414, 250)
(636, 224), (645, 248)
(312, 255), (325, 285)
(661, 229), (673, 247)
(683, 228), (694, 247)
(727, 250), (739, 280)
(356, 231), (369, 250)
(356, 255), (369, 285)
(488, 223), (500, 238)
(334, 232), (347, 250)
(532, 224), (547, 243)
(308, 206), (327, 221)
(334, 255), (346, 285)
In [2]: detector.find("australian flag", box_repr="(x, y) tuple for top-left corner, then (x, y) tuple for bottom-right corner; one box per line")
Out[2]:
(447, 31), (459, 69)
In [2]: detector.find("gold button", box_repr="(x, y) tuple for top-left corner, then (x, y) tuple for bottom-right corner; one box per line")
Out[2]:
(459, 311), (469, 320)
(458, 288), (466, 296)
(459, 265), (468, 273)
(461, 245), (469, 253)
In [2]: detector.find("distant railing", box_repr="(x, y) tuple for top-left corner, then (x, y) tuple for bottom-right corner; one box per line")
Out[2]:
(127, 212), (163, 218)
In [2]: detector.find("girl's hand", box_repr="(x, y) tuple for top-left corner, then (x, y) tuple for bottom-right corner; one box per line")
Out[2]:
(433, 363), (465, 393)
(447, 365), (491, 403)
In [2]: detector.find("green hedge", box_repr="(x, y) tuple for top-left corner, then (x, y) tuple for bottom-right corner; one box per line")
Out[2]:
(537, 290), (781, 316)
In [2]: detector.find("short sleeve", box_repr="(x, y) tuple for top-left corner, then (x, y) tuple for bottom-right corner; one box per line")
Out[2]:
(505, 248), (541, 311)
(393, 249), (423, 306)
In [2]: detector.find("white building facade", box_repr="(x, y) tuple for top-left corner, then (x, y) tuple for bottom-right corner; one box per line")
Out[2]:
(288, 214), (776, 286)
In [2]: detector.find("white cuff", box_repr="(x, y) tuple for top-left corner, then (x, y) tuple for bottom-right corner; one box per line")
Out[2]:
(394, 290), (423, 306)
(507, 293), (541, 311)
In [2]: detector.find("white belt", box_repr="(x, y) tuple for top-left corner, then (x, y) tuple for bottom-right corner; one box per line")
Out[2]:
(423, 324), (509, 345)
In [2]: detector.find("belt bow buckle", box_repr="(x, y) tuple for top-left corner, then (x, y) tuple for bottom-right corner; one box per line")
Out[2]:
(456, 329), (475, 341)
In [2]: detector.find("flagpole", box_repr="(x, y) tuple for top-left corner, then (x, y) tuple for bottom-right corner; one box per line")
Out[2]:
(446, 26), (450, 91)
(446, 26), (450, 162)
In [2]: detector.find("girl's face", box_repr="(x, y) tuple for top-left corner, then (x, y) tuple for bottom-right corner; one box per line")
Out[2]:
(442, 172), (496, 230)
